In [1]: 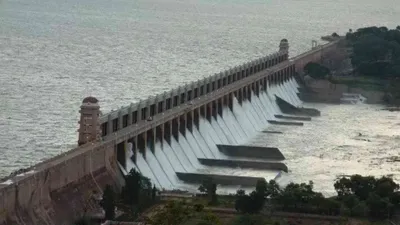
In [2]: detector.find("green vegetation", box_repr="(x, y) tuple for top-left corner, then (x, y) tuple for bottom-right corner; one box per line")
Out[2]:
(334, 175), (400, 219)
(118, 168), (159, 219)
(306, 26), (400, 104)
(168, 175), (399, 224)
(100, 185), (116, 220)
(146, 201), (221, 225)
(235, 175), (399, 219)
(345, 26), (400, 103)
(304, 62), (331, 79)
(77, 168), (159, 224)
(198, 178), (218, 205)
(74, 169), (400, 224)
(235, 179), (270, 213)
(346, 26), (400, 78)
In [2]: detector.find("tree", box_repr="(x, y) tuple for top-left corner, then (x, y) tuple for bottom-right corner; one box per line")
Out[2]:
(100, 185), (115, 220)
(270, 181), (326, 214)
(235, 189), (248, 212)
(366, 193), (394, 219)
(351, 201), (369, 217)
(121, 168), (152, 207)
(303, 62), (330, 79)
(341, 194), (360, 209)
(198, 178), (218, 205)
(266, 180), (281, 198)
(235, 189), (265, 214)
(318, 198), (341, 215)
(250, 191), (265, 213)
(346, 26), (400, 78)
(255, 179), (267, 197)
(334, 175), (376, 201)
(334, 177), (353, 197)
(339, 204), (351, 217)
(152, 185), (157, 201)
(334, 175), (399, 219)
(375, 176), (399, 198)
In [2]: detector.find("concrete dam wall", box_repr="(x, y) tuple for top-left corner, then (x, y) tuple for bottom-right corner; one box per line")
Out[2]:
(0, 39), (341, 225)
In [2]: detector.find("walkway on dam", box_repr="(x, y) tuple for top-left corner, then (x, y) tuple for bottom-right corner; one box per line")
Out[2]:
(103, 60), (297, 144)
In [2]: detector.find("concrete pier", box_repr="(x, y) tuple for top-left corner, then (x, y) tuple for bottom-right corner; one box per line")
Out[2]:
(175, 172), (264, 186)
(198, 158), (288, 172)
(274, 114), (311, 121)
(217, 144), (285, 160)
(275, 95), (321, 117)
(262, 130), (283, 134)
(268, 120), (304, 126)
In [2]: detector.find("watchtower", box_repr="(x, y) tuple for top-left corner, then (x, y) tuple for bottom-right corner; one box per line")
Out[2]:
(78, 96), (101, 146)
(279, 39), (289, 52)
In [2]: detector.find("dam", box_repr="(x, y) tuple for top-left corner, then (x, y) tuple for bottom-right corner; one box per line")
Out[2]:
(0, 39), (343, 225)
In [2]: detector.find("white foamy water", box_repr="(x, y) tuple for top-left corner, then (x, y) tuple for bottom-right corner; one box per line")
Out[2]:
(135, 150), (162, 188)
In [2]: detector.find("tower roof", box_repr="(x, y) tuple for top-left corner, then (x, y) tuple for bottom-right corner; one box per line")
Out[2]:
(82, 96), (98, 104)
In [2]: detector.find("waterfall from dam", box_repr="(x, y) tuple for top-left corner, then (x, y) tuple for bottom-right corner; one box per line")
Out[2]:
(121, 77), (301, 192)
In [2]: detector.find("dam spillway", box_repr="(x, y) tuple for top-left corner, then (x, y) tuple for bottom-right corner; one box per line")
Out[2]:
(118, 80), (302, 191)
(0, 39), (341, 225)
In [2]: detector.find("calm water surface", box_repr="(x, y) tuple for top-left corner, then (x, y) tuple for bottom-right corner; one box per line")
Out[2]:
(0, 0), (399, 191)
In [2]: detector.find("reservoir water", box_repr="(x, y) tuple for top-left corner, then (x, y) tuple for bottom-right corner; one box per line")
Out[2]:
(0, 0), (399, 194)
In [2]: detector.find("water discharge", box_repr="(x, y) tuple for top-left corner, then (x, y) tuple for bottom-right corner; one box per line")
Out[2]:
(120, 79), (312, 193)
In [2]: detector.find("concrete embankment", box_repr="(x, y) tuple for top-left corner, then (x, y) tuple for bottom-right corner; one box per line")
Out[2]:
(298, 80), (385, 104)
(0, 142), (123, 225)
(175, 172), (264, 186)
(217, 145), (285, 160)
(275, 95), (321, 116)
(198, 158), (288, 172)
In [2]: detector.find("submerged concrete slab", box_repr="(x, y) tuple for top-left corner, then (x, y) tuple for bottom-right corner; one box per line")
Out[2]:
(198, 158), (288, 172)
(217, 144), (285, 160)
(274, 114), (311, 121)
(275, 95), (321, 117)
(268, 120), (304, 126)
(176, 172), (264, 186)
